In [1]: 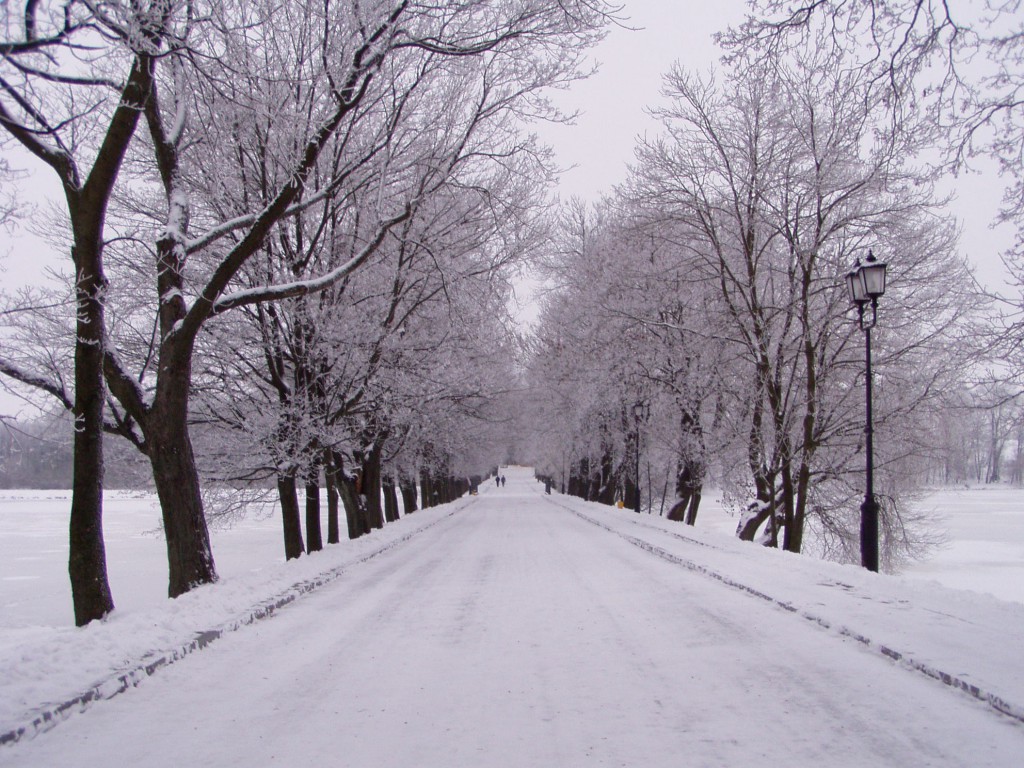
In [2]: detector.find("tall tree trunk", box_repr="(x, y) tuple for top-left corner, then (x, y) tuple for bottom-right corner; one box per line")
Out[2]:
(276, 473), (304, 560)
(340, 474), (367, 539)
(361, 448), (384, 529)
(420, 466), (434, 509)
(305, 462), (323, 553)
(148, 399), (217, 597)
(683, 489), (702, 526)
(666, 458), (703, 525)
(587, 461), (601, 502)
(737, 501), (772, 541)
(68, 235), (115, 626)
(597, 448), (615, 506)
(399, 473), (418, 514)
(787, 459), (811, 553)
(325, 450), (340, 544)
(622, 472), (638, 511)
(61, 54), (159, 626)
(569, 460), (584, 498)
(780, 462), (798, 552)
(435, 471), (450, 505)
(333, 451), (367, 539)
(383, 474), (400, 522)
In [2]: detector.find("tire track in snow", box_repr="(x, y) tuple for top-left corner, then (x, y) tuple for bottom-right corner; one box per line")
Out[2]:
(0, 498), (474, 748)
(540, 493), (1024, 727)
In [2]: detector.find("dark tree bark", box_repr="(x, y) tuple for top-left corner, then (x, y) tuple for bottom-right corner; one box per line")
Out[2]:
(399, 473), (418, 514)
(737, 500), (772, 541)
(666, 408), (705, 526)
(383, 474), (400, 522)
(305, 462), (323, 553)
(587, 459), (601, 502)
(325, 449), (341, 544)
(67, 227), (116, 625)
(436, 472), (450, 505)
(276, 473), (305, 560)
(419, 466), (435, 509)
(332, 451), (367, 539)
(568, 460), (584, 498)
(146, 371), (217, 596)
(360, 447), (384, 529)
(597, 448), (615, 506)
(4, 39), (159, 624)
(343, 473), (370, 539)
(737, 481), (783, 546)
(622, 473), (638, 512)
(100, 8), (416, 597)
(666, 461), (703, 525)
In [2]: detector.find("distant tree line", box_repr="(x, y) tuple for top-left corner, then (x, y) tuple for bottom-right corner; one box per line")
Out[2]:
(522, 1), (1023, 570)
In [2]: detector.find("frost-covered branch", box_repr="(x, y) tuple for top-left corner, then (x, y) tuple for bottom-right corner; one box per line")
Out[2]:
(212, 204), (415, 314)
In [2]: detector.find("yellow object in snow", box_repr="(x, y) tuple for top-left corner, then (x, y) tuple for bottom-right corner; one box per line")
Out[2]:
(616, 501), (624, 509)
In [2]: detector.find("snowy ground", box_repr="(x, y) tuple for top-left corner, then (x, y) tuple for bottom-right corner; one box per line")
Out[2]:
(1, 471), (1024, 765)
(899, 487), (1024, 604)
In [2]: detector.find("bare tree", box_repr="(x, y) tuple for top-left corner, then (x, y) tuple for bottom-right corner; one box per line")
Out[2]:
(1, 1), (616, 612)
(0, 1), (179, 623)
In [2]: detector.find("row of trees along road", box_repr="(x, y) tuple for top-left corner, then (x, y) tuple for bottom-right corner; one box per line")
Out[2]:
(524, 34), (988, 568)
(0, 1), (616, 625)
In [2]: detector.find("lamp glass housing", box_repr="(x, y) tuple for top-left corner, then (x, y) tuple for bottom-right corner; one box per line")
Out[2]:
(846, 267), (867, 304)
(860, 259), (887, 298)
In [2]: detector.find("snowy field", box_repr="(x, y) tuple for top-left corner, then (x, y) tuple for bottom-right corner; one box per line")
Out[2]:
(899, 487), (1024, 603)
(2, 472), (1024, 764)
(5, 483), (1022, 630)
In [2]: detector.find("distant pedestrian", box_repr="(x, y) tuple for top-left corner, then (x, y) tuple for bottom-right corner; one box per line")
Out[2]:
(500, 475), (506, 487)
(495, 476), (500, 487)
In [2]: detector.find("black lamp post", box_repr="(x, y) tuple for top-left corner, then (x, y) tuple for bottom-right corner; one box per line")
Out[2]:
(633, 402), (645, 513)
(845, 250), (888, 572)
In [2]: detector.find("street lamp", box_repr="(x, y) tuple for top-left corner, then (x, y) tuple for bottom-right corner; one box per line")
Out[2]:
(633, 402), (645, 513)
(846, 249), (888, 572)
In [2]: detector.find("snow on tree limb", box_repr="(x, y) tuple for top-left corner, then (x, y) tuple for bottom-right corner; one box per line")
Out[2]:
(211, 203), (415, 314)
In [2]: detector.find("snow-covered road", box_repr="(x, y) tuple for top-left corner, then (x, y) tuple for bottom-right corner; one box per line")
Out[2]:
(4, 468), (1022, 766)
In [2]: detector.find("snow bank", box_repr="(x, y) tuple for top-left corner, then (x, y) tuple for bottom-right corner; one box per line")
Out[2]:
(0, 496), (471, 745)
(544, 491), (1024, 727)
(3, 479), (1024, 749)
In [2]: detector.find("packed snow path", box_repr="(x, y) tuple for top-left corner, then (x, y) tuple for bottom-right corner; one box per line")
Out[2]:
(4, 469), (1023, 766)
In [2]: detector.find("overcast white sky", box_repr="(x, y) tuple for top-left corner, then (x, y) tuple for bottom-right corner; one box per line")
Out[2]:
(534, 0), (1014, 288)
(1, 0), (1017, 416)
(534, 1), (745, 200)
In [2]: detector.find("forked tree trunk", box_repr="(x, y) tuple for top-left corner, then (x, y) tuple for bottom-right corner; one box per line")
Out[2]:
(276, 473), (304, 560)
(62, 55), (159, 626)
(737, 500), (772, 541)
(666, 460), (703, 526)
(333, 451), (367, 539)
